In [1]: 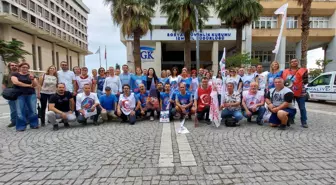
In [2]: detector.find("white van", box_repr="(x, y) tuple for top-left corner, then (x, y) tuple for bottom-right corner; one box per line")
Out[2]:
(306, 71), (336, 101)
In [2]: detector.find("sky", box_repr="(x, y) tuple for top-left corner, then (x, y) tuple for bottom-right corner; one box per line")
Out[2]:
(83, 0), (324, 72)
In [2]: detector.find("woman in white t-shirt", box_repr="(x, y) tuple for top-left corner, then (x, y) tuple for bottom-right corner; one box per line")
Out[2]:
(226, 69), (242, 93)
(74, 67), (96, 94)
(38, 65), (58, 126)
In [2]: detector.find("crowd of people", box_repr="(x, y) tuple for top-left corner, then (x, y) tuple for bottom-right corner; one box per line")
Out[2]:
(1, 58), (308, 131)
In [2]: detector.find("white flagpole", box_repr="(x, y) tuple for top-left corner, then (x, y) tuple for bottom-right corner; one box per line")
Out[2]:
(99, 46), (102, 67)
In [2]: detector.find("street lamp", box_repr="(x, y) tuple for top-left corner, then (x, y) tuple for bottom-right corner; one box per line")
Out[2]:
(192, 0), (203, 70)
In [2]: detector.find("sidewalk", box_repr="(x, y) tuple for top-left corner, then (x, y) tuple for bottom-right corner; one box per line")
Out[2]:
(0, 96), (7, 105)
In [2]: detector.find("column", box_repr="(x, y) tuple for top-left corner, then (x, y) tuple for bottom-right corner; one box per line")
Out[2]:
(32, 36), (38, 70)
(0, 24), (12, 41)
(126, 41), (134, 71)
(212, 41), (219, 73)
(155, 41), (162, 73)
(295, 41), (302, 60)
(242, 24), (252, 54)
(52, 43), (56, 67)
(79, 54), (85, 67)
(276, 36), (286, 70)
(326, 36), (336, 64)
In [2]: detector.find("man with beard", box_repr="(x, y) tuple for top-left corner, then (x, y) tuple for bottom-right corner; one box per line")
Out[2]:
(160, 83), (176, 120)
(194, 77), (212, 124)
(242, 82), (266, 125)
(2, 62), (18, 127)
(47, 83), (76, 131)
(157, 82), (164, 93)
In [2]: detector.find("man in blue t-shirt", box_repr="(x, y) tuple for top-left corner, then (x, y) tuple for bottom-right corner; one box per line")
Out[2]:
(99, 86), (117, 121)
(136, 83), (156, 121)
(160, 83), (176, 120)
(175, 83), (196, 120)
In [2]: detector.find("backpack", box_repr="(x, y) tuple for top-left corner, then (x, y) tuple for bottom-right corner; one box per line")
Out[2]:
(224, 117), (237, 127)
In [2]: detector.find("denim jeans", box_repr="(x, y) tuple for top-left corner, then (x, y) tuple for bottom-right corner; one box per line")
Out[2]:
(243, 106), (266, 122)
(8, 100), (17, 125)
(221, 109), (243, 122)
(77, 106), (102, 123)
(295, 96), (307, 125)
(97, 89), (104, 99)
(16, 94), (38, 131)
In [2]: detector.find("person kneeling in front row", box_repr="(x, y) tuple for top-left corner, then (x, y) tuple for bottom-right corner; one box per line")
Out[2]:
(76, 84), (101, 126)
(99, 86), (118, 122)
(47, 83), (76, 131)
(242, 82), (266, 125)
(220, 82), (243, 126)
(117, 84), (138, 125)
(175, 83), (196, 120)
(265, 77), (296, 130)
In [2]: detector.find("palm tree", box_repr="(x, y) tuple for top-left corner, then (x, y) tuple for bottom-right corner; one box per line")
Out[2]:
(161, 0), (210, 70)
(214, 0), (263, 54)
(298, 0), (313, 68)
(104, 0), (156, 68)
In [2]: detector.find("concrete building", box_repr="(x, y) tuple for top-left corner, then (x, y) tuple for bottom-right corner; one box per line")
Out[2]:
(121, 0), (336, 73)
(0, 0), (90, 72)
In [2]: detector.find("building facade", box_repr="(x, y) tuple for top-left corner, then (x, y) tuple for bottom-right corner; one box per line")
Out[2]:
(0, 0), (90, 72)
(121, 0), (336, 73)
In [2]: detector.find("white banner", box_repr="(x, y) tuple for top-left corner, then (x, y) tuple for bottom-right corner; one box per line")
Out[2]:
(272, 3), (288, 56)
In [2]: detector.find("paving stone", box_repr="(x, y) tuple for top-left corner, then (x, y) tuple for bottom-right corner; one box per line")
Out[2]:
(129, 169), (143, 177)
(158, 168), (174, 175)
(220, 166), (236, 174)
(261, 163), (281, 172)
(142, 168), (158, 176)
(11, 172), (37, 181)
(0, 173), (20, 182)
(110, 169), (129, 178)
(204, 166), (222, 174)
(29, 172), (51, 181)
(175, 167), (191, 175)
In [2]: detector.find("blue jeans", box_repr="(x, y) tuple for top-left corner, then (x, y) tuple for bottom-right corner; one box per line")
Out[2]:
(221, 109), (243, 122)
(97, 89), (104, 99)
(8, 100), (17, 125)
(16, 94), (38, 131)
(243, 106), (266, 122)
(295, 96), (307, 125)
(77, 107), (102, 123)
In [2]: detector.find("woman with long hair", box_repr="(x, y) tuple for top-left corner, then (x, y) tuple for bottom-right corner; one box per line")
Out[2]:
(146, 68), (159, 90)
(226, 68), (243, 92)
(38, 65), (58, 126)
(169, 67), (179, 92)
(97, 67), (106, 98)
(11, 62), (39, 131)
(130, 67), (145, 94)
(266, 61), (283, 91)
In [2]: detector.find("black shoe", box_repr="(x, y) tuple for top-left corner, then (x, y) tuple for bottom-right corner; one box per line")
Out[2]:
(257, 120), (263, 126)
(302, 124), (308, 128)
(53, 125), (59, 131)
(31, 126), (39, 129)
(247, 118), (252, 122)
(278, 124), (287, 130)
(41, 123), (46, 127)
(64, 122), (70, 128)
(188, 115), (192, 120)
(287, 118), (294, 127)
(205, 119), (211, 125)
(120, 120), (128, 123)
(93, 121), (99, 126)
(7, 123), (15, 128)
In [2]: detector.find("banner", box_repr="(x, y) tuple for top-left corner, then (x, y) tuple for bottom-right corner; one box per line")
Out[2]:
(272, 3), (289, 56)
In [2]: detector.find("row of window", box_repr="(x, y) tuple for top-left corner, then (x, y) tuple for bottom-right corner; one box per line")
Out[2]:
(2, 2), (88, 50)
(252, 16), (330, 29)
(15, 0), (88, 35)
(252, 51), (296, 63)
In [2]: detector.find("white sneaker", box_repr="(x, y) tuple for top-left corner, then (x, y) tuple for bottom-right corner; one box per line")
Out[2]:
(150, 116), (154, 121)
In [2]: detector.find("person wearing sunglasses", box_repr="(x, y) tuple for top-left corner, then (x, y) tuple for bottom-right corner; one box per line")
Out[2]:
(96, 67), (106, 99)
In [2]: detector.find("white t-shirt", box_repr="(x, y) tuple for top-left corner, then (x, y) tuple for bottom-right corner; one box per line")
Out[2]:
(40, 74), (57, 94)
(257, 71), (268, 91)
(241, 74), (256, 91)
(76, 92), (100, 117)
(119, 93), (137, 115)
(57, 70), (76, 92)
(103, 76), (122, 94)
(226, 76), (241, 92)
(243, 90), (265, 110)
(76, 76), (94, 93)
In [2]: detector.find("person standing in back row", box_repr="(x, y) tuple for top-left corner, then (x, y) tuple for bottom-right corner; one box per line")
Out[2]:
(74, 67), (96, 94)
(119, 64), (132, 86)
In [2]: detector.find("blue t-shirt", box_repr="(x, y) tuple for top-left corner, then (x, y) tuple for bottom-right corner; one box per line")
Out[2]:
(179, 77), (192, 91)
(160, 92), (172, 110)
(97, 76), (106, 91)
(159, 77), (169, 85)
(176, 91), (192, 106)
(136, 91), (149, 108)
(267, 71), (283, 89)
(99, 94), (117, 111)
(130, 75), (145, 94)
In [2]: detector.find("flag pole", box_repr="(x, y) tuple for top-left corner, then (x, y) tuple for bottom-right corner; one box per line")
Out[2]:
(105, 45), (107, 69)
(99, 46), (102, 67)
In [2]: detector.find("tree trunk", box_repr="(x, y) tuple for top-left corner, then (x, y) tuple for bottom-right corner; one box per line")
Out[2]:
(184, 31), (191, 71)
(301, 0), (312, 68)
(236, 26), (243, 54)
(133, 31), (141, 69)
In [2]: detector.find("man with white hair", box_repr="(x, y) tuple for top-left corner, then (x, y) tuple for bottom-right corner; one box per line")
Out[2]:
(242, 82), (266, 125)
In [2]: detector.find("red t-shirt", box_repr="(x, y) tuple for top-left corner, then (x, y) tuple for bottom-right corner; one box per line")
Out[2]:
(197, 86), (212, 112)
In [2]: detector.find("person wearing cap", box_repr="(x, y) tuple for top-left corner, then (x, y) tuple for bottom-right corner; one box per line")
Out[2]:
(99, 86), (118, 121)
(74, 67), (96, 94)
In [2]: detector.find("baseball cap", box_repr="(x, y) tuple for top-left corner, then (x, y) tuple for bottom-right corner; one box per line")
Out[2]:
(105, 86), (111, 91)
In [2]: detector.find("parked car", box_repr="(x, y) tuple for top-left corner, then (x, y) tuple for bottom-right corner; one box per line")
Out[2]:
(305, 71), (336, 101)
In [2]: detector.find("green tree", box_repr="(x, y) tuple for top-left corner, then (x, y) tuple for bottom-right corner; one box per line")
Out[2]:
(297, 0), (313, 68)
(115, 63), (120, 70)
(214, 0), (263, 54)
(308, 59), (332, 78)
(161, 0), (210, 70)
(0, 40), (30, 64)
(226, 53), (260, 68)
(104, 0), (156, 69)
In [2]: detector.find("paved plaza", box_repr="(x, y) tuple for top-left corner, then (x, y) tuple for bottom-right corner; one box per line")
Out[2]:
(0, 99), (336, 185)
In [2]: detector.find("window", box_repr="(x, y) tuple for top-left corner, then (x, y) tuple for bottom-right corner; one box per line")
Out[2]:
(310, 17), (329, 28)
(39, 19), (44, 29)
(30, 15), (36, 25)
(252, 51), (272, 63)
(38, 46), (42, 70)
(11, 5), (18, 16)
(21, 0), (27, 7)
(50, 2), (54, 11)
(51, 14), (55, 23)
(286, 51), (296, 63)
(29, 1), (35, 12)
(311, 74), (332, 86)
(45, 23), (50, 31)
(44, 11), (49, 20)
(334, 76), (336, 85)
(21, 11), (28, 21)
(287, 17), (298, 29)
(253, 16), (277, 29)
(2, 2), (10, 13)
(44, 0), (48, 6)
(37, 5), (42, 14)
(52, 26), (56, 35)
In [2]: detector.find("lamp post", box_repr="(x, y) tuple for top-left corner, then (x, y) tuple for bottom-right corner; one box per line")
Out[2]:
(192, 0), (202, 70)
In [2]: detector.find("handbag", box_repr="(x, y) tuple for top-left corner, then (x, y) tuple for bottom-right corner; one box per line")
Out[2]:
(1, 88), (22, 101)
